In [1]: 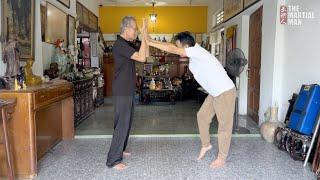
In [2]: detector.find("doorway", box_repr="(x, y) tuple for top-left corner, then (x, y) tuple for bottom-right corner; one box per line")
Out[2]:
(247, 6), (263, 124)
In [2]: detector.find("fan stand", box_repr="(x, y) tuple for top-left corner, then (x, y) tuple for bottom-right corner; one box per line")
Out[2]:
(233, 77), (250, 134)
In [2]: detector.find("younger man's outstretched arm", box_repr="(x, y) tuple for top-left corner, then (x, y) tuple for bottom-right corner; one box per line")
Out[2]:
(146, 38), (187, 57)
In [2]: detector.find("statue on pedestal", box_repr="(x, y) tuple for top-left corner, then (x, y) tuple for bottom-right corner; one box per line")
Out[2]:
(52, 39), (68, 75)
(24, 59), (42, 86)
(2, 39), (20, 77)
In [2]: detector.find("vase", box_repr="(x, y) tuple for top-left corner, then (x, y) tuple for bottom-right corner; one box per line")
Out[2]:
(260, 105), (284, 143)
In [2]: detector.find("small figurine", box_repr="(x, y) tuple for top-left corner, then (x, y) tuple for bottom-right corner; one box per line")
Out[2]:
(17, 66), (25, 89)
(24, 59), (42, 86)
(149, 78), (156, 90)
(52, 39), (68, 75)
(44, 62), (59, 80)
(2, 39), (20, 77)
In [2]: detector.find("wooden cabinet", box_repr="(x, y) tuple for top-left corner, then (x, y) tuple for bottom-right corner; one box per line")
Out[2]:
(35, 101), (62, 159)
(0, 80), (74, 179)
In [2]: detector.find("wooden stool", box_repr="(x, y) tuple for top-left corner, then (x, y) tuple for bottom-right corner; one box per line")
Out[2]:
(0, 99), (16, 180)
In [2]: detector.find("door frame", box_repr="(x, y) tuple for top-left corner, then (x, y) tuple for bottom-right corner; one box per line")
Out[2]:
(247, 6), (263, 124)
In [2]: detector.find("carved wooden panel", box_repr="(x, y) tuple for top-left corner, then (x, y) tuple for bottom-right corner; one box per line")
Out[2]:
(224, 0), (244, 21)
(73, 78), (94, 127)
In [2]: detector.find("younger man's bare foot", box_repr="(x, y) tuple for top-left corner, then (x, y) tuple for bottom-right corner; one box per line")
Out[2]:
(197, 144), (212, 160)
(210, 158), (225, 169)
(113, 163), (128, 170)
(123, 151), (131, 157)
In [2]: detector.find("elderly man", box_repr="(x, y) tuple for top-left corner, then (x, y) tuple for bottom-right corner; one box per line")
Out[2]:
(145, 31), (236, 169)
(106, 16), (148, 170)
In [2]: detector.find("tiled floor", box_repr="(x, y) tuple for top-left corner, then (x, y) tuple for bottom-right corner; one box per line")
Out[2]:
(76, 99), (259, 135)
(35, 137), (316, 180)
(34, 99), (316, 180)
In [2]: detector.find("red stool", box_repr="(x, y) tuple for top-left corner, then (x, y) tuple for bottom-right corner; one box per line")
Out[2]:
(0, 99), (16, 180)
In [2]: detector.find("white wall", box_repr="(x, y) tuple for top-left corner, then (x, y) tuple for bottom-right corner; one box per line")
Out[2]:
(276, 0), (320, 121)
(33, 0), (44, 76)
(259, 0), (285, 123)
(238, 16), (249, 115)
(259, 0), (320, 123)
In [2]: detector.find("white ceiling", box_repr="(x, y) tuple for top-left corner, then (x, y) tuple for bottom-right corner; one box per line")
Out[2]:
(98, 0), (209, 6)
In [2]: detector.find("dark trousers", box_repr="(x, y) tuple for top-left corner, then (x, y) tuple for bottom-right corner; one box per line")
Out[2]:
(106, 96), (134, 167)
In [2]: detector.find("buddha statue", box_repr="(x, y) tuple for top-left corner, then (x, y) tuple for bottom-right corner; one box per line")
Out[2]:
(24, 59), (42, 86)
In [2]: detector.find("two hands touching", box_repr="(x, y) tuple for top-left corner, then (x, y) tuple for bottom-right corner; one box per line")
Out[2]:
(139, 18), (151, 45)
(138, 18), (186, 58)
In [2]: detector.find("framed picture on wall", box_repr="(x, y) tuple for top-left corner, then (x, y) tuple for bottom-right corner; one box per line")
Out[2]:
(45, 2), (67, 44)
(1, 0), (35, 59)
(67, 15), (75, 46)
(226, 25), (237, 55)
(224, 0), (244, 21)
(82, 7), (89, 26)
(58, 0), (70, 8)
(244, 0), (259, 8)
(41, 4), (47, 42)
(76, 2), (83, 23)
(89, 13), (98, 32)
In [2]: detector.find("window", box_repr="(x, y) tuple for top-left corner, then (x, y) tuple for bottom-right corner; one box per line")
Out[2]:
(216, 10), (224, 25)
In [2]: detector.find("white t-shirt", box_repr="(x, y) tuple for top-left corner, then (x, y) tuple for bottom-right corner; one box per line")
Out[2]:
(185, 44), (235, 97)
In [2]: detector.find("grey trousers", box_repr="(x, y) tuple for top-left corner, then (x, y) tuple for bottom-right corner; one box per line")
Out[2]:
(106, 96), (134, 167)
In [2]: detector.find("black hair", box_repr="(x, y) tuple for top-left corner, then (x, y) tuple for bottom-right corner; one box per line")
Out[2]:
(173, 31), (195, 47)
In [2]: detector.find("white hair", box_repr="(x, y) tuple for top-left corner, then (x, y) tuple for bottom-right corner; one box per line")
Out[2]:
(120, 16), (136, 34)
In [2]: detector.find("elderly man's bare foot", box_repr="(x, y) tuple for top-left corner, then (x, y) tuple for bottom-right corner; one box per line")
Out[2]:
(123, 151), (131, 157)
(197, 144), (212, 160)
(210, 158), (225, 169)
(113, 163), (128, 170)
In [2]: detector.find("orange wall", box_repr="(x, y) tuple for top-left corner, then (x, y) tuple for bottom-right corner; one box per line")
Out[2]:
(99, 6), (208, 33)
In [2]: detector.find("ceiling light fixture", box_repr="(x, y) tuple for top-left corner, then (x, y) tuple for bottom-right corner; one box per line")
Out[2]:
(150, 13), (157, 23)
(149, 2), (157, 23)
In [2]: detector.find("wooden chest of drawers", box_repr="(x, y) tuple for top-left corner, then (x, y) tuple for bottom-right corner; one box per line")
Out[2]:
(33, 83), (73, 110)
(0, 80), (74, 179)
